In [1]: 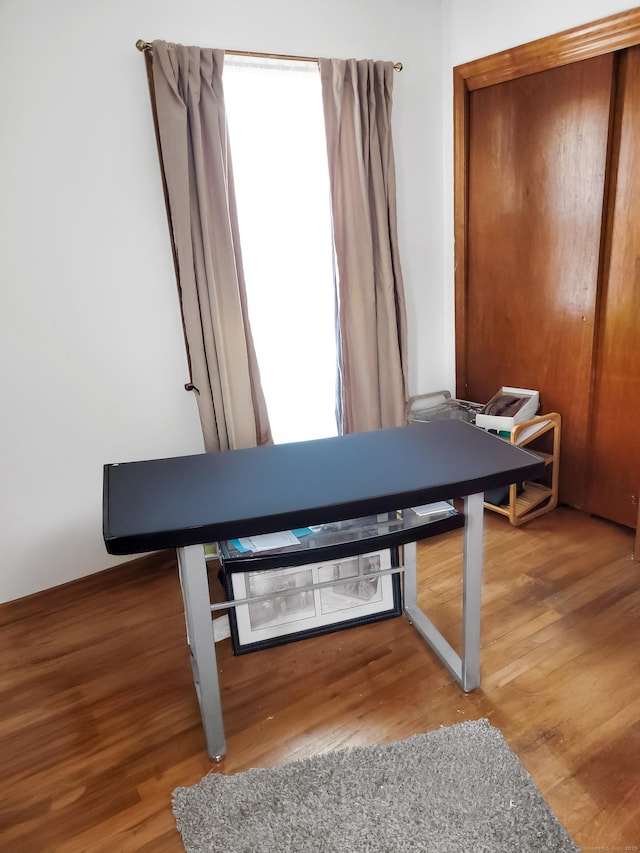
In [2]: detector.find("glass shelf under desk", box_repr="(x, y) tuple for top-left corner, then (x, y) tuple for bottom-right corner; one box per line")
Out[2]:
(218, 504), (464, 573)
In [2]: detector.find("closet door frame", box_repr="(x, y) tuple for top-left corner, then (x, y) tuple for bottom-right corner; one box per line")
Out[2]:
(453, 7), (640, 398)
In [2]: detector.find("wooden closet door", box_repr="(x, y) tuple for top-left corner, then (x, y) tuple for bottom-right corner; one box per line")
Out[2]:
(464, 55), (614, 509)
(585, 46), (640, 528)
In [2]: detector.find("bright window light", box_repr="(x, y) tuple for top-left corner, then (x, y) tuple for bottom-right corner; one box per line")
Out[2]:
(223, 57), (338, 445)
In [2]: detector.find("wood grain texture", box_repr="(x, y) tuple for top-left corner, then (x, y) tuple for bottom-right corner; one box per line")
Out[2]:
(463, 55), (613, 509)
(453, 7), (640, 526)
(585, 45), (640, 528)
(453, 7), (640, 310)
(0, 509), (638, 851)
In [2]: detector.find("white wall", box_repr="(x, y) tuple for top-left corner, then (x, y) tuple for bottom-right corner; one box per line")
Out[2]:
(0, 0), (444, 602)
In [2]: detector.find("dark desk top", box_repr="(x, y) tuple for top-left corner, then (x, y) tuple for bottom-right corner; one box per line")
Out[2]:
(103, 420), (544, 555)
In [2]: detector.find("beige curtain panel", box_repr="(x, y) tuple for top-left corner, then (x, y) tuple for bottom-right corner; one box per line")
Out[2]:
(150, 41), (272, 452)
(320, 58), (408, 434)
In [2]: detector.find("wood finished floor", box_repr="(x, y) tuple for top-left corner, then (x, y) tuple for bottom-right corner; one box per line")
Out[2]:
(1, 507), (639, 852)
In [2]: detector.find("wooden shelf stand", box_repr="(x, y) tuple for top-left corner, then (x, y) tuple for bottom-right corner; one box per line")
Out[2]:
(483, 413), (561, 526)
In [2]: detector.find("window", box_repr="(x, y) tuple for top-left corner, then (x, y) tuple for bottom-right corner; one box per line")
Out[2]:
(223, 58), (338, 445)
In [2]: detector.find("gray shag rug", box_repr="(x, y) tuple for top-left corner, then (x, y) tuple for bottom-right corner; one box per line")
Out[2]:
(172, 718), (578, 852)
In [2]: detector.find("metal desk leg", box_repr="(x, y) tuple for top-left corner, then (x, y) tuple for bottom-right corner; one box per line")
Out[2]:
(461, 491), (484, 690)
(177, 544), (226, 761)
(403, 492), (485, 691)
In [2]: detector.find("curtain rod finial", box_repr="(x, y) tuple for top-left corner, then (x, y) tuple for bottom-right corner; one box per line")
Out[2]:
(136, 39), (150, 52)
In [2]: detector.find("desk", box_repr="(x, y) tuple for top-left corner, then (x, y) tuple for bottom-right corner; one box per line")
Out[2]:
(103, 420), (543, 759)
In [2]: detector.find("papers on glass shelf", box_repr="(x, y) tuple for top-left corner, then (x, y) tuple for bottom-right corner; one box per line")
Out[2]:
(411, 501), (454, 517)
(231, 528), (313, 553)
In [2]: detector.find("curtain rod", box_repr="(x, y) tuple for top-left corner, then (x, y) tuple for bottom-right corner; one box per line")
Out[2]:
(135, 40), (403, 71)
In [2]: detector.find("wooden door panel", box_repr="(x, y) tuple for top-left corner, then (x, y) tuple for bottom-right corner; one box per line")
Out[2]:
(464, 55), (613, 508)
(585, 46), (640, 527)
